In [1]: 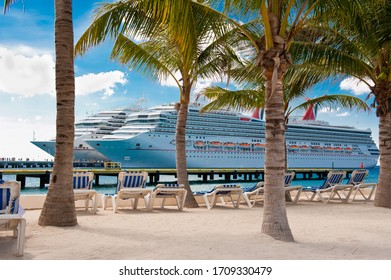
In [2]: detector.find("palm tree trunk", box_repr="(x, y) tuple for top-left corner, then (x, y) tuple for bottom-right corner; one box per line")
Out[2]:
(38, 0), (77, 226)
(175, 101), (199, 208)
(261, 78), (294, 241)
(374, 111), (391, 208)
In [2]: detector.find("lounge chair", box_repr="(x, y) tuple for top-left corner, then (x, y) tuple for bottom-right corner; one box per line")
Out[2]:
(242, 172), (302, 207)
(194, 184), (243, 209)
(0, 180), (26, 256)
(347, 169), (377, 201)
(72, 171), (98, 213)
(149, 184), (187, 210)
(301, 170), (346, 202)
(315, 169), (372, 203)
(110, 171), (151, 212)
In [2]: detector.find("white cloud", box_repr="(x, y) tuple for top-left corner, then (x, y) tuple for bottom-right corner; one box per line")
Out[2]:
(340, 77), (373, 95)
(0, 45), (55, 96)
(75, 71), (127, 97)
(318, 107), (350, 117)
(336, 112), (350, 117)
(0, 45), (128, 98)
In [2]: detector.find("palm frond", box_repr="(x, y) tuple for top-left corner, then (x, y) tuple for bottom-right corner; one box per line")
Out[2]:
(111, 34), (180, 88)
(288, 94), (371, 117)
(199, 86), (264, 112)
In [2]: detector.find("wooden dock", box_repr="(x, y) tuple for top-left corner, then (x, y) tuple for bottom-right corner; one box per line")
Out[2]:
(0, 166), (353, 189)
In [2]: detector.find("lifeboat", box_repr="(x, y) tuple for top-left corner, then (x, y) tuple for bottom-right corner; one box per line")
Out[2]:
(344, 147), (353, 153)
(193, 141), (205, 148)
(253, 143), (266, 150)
(334, 147), (344, 153)
(311, 145), (324, 152)
(300, 145), (310, 152)
(223, 142), (236, 147)
(223, 142), (236, 150)
(324, 147), (334, 152)
(208, 141), (222, 148)
(238, 143), (251, 150)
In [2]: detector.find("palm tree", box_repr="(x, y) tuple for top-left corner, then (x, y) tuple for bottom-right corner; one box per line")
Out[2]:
(295, 0), (391, 208)
(4, 0), (77, 226)
(38, 0), (77, 226)
(212, 0), (364, 241)
(75, 0), (235, 207)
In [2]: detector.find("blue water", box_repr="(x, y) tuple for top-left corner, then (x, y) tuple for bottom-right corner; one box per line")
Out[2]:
(3, 166), (380, 195)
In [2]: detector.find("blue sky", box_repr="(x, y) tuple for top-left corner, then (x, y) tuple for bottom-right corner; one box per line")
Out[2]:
(0, 1), (379, 160)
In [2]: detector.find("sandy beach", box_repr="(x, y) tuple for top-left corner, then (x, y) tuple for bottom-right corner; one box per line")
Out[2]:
(1, 200), (391, 260)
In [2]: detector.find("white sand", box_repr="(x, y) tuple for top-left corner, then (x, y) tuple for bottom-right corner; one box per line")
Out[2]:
(1, 201), (391, 260)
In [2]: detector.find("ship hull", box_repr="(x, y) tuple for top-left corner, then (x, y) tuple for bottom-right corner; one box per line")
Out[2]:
(86, 134), (378, 169)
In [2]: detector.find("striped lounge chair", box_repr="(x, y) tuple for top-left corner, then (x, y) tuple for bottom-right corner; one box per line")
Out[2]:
(242, 172), (302, 207)
(0, 180), (26, 256)
(72, 171), (98, 213)
(348, 169), (377, 201)
(149, 184), (187, 211)
(301, 170), (346, 202)
(110, 171), (151, 212)
(193, 184), (243, 209)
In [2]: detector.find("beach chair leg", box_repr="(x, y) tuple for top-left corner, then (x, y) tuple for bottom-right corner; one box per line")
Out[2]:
(112, 196), (117, 213)
(203, 194), (212, 210)
(144, 195), (151, 211)
(161, 197), (167, 209)
(178, 191), (187, 210)
(92, 194), (97, 213)
(84, 199), (89, 210)
(132, 198), (139, 210)
(16, 218), (26, 256)
(243, 193), (252, 207)
(367, 186), (377, 201)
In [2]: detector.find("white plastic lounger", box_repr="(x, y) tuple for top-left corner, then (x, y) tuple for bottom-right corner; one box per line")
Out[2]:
(241, 182), (264, 208)
(72, 171), (98, 213)
(0, 180), (26, 256)
(149, 184), (187, 210)
(301, 170), (346, 202)
(194, 184), (243, 209)
(111, 171), (151, 212)
(242, 172), (301, 207)
(351, 182), (377, 201)
(316, 169), (371, 203)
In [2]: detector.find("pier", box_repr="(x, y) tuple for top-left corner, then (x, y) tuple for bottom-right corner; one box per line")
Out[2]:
(0, 163), (353, 188)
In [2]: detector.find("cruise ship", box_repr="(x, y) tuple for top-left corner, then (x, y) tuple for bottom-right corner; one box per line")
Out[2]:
(83, 103), (379, 168)
(31, 106), (141, 161)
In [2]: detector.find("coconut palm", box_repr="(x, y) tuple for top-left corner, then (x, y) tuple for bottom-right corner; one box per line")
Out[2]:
(4, 0), (77, 225)
(211, 0), (365, 241)
(38, 0), (77, 226)
(75, 0), (236, 207)
(294, 0), (391, 208)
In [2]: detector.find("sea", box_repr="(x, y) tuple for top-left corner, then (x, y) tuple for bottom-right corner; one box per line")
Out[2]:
(2, 166), (380, 195)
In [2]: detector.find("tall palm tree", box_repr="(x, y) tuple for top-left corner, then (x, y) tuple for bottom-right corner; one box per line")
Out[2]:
(75, 0), (235, 207)
(295, 0), (391, 208)
(38, 0), (77, 226)
(4, 0), (77, 226)
(213, 0), (363, 241)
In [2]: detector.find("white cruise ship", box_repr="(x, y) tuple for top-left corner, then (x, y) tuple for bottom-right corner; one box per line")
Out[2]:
(83, 103), (379, 168)
(31, 106), (141, 161)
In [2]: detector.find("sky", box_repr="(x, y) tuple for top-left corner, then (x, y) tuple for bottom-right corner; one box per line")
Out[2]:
(0, 1), (379, 161)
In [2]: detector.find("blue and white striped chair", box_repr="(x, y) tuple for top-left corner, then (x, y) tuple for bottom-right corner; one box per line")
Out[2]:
(0, 180), (26, 256)
(111, 171), (151, 212)
(242, 172), (301, 207)
(348, 169), (377, 201)
(301, 170), (346, 202)
(72, 171), (98, 213)
(194, 184), (243, 209)
(149, 184), (187, 211)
